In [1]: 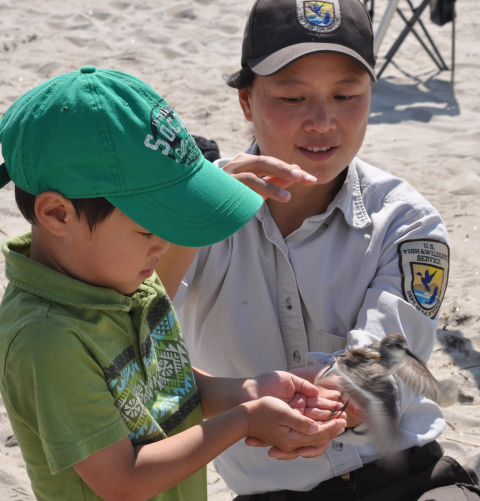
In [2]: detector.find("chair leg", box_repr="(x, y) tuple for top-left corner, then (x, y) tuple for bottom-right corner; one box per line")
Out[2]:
(406, 0), (449, 70)
(377, 0), (431, 78)
(396, 7), (444, 70)
(451, 10), (455, 74)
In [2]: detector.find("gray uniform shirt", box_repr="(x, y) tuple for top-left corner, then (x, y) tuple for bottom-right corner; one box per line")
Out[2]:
(174, 156), (448, 495)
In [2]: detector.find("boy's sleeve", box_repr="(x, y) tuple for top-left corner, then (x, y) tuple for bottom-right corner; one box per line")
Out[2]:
(4, 320), (130, 474)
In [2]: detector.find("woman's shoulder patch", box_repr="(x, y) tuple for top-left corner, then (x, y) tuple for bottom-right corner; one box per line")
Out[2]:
(398, 239), (450, 319)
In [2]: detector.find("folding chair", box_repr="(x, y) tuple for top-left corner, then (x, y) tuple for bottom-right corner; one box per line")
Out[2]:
(367, 0), (456, 79)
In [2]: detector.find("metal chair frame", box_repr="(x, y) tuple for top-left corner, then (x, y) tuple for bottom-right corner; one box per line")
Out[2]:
(365, 0), (455, 79)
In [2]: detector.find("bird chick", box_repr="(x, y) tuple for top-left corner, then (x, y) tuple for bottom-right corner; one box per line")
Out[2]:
(316, 333), (443, 461)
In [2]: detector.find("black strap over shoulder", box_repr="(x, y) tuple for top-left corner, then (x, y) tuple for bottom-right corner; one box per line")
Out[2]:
(192, 136), (220, 163)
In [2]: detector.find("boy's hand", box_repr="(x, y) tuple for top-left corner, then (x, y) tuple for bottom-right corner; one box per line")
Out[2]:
(242, 396), (345, 460)
(291, 365), (361, 426)
(290, 365), (363, 428)
(242, 372), (346, 459)
(222, 153), (317, 202)
(314, 375), (364, 429)
(242, 371), (344, 421)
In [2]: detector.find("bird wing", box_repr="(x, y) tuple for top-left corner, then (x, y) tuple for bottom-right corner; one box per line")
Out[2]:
(336, 363), (400, 460)
(395, 355), (443, 402)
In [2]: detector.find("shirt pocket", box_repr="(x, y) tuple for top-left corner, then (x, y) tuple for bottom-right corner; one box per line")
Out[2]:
(318, 330), (347, 354)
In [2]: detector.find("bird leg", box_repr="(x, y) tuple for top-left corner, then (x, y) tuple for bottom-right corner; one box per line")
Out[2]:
(330, 394), (349, 419)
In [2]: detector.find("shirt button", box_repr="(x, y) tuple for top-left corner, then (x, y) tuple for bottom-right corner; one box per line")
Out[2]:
(293, 350), (301, 363)
(285, 297), (293, 310)
(320, 223), (329, 230)
(332, 441), (343, 451)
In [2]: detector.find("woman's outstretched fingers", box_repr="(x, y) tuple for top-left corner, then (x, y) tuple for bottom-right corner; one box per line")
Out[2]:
(232, 173), (292, 202)
(222, 153), (317, 202)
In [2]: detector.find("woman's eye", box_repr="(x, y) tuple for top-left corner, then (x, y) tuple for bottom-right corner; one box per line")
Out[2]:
(281, 97), (303, 103)
(141, 233), (154, 240)
(335, 95), (353, 100)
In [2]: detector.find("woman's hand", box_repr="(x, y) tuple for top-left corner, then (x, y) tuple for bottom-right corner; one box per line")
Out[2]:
(222, 153), (317, 202)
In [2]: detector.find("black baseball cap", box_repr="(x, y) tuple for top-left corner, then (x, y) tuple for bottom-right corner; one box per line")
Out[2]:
(242, 0), (376, 81)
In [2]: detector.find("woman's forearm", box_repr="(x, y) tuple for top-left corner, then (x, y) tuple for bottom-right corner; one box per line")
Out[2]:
(155, 244), (199, 299)
(194, 367), (248, 418)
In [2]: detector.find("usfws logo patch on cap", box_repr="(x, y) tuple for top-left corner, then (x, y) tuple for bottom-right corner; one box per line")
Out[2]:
(398, 239), (450, 319)
(297, 0), (341, 32)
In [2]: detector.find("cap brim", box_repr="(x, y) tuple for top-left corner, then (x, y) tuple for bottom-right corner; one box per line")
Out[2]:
(248, 42), (376, 82)
(107, 157), (263, 247)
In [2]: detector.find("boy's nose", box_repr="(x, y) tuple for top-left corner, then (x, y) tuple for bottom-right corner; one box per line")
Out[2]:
(152, 237), (170, 255)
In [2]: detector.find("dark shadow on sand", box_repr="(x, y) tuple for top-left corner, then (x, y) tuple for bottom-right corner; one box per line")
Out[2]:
(369, 68), (459, 124)
(436, 328), (480, 388)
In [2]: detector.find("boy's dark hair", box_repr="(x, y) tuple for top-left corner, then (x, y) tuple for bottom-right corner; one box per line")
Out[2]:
(15, 186), (116, 231)
(224, 66), (256, 89)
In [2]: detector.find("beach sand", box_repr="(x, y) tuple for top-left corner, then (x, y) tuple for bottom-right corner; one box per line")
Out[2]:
(0, 0), (479, 499)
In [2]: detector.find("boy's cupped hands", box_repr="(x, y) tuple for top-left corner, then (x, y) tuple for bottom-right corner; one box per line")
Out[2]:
(239, 370), (347, 460)
(74, 369), (346, 500)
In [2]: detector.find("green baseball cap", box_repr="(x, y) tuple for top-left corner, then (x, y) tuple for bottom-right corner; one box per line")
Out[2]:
(0, 66), (262, 247)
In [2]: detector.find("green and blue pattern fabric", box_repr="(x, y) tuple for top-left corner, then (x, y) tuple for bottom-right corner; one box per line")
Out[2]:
(104, 296), (201, 445)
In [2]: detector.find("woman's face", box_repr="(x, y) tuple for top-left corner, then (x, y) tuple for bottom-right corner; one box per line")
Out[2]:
(239, 53), (371, 185)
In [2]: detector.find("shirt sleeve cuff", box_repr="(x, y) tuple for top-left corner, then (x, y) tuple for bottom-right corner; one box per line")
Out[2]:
(305, 350), (345, 367)
(47, 418), (129, 474)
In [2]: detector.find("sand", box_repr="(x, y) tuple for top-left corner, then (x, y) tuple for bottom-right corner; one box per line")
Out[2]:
(0, 0), (479, 499)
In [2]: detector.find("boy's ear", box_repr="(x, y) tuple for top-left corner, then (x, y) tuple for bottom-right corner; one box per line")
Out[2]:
(238, 88), (253, 122)
(34, 192), (77, 236)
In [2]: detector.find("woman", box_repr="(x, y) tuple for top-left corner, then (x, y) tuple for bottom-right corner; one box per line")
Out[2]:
(157, 0), (479, 499)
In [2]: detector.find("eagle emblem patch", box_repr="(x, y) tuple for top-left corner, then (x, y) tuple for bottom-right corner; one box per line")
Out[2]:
(398, 239), (450, 319)
(297, 0), (341, 33)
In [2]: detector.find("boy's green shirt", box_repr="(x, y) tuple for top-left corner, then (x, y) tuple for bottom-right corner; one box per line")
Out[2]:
(0, 233), (206, 501)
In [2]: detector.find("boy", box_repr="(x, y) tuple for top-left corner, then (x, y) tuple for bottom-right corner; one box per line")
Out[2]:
(0, 67), (346, 500)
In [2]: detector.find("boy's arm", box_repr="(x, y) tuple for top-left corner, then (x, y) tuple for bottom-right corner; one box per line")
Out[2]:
(73, 394), (345, 501)
(193, 367), (344, 422)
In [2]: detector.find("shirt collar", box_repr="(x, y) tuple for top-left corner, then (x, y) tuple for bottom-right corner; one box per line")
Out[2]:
(332, 160), (371, 229)
(249, 143), (371, 230)
(1, 232), (154, 312)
